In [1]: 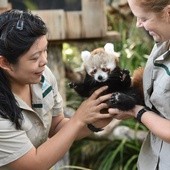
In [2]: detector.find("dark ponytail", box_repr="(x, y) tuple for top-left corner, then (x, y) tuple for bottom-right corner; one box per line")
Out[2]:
(0, 69), (22, 129)
(0, 9), (48, 129)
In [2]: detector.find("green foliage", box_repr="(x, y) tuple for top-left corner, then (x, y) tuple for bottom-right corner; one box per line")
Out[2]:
(63, 43), (82, 69)
(23, 0), (38, 10)
(115, 27), (153, 73)
(70, 137), (142, 170)
(107, 13), (154, 73)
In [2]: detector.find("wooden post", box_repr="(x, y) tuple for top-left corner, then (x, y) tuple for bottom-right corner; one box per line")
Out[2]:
(47, 42), (66, 103)
(65, 11), (82, 39)
(82, 0), (107, 38)
(0, 0), (8, 7)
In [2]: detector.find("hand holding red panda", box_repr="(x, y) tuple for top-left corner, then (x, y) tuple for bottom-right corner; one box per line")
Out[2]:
(69, 43), (145, 125)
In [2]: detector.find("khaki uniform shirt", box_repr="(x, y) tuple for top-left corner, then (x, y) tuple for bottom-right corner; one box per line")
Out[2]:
(137, 40), (170, 170)
(0, 66), (63, 170)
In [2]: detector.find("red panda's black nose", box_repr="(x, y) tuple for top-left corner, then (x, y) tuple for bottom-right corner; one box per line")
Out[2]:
(98, 75), (103, 81)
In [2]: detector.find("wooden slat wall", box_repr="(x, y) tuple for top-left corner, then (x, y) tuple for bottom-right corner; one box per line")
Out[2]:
(32, 10), (66, 40)
(32, 0), (107, 40)
(65, 11), (82, 39)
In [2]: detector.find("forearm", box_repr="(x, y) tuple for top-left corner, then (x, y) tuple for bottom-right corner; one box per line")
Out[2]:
(9, 117), (85, 170)
(139, 110), (170, 143)
(50, 116), (91, 139)
(109, 105), (170, 143)
(37, 117), (84, 167)
(67, 117), (114, 140)
(52, 117), (113, 140)
(58, 118), (92, 140)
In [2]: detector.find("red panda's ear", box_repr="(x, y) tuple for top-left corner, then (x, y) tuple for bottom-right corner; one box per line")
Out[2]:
(104, 43), (114, 53)
(81, 51), (91, 62)
(104, 43), (120, 58)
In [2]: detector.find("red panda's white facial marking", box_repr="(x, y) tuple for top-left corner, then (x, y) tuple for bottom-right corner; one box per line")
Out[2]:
(93, 68), (109, 82)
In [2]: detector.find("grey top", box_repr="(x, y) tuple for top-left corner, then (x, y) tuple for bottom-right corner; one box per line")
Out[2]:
(137, 40), (170, 170)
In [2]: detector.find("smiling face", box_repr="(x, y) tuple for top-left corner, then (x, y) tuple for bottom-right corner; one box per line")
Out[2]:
(6, 35), (48, 86)
(128, 0), (170, 42)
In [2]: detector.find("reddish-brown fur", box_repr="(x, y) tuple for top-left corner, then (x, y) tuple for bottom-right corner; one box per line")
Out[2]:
(132, 67), (144, 100)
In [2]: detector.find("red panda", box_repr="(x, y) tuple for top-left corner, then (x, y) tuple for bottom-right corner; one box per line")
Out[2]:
(69, 43), (144, 111)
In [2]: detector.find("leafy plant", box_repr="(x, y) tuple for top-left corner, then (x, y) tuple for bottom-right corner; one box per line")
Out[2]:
(70, 137), (142, 170)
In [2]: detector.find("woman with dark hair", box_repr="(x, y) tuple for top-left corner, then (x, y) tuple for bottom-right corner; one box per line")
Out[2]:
(0, 9), (113, 170)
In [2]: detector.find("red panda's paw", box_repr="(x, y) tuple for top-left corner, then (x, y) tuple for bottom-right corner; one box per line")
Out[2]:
(68, 82), (77, 89)
(121, 69), (130, 79)
(108, 92), (136, 111)
(120, 69), (131, 87)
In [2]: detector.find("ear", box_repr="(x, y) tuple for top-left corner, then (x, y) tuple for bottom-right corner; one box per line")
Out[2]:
(164, 5), (170, 22)
(0, 56), (12, 71)
(104, 43), (120, 58)
(166, 5), (170, 15)
(81, 51), (91, 62)
(104, 43), (114, 54)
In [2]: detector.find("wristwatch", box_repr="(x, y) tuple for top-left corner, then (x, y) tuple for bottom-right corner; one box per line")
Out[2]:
(136, 107), (150, 123)
(87, 124), (103, 132)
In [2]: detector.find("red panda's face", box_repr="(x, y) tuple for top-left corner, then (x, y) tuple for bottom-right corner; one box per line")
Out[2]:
(81, 43), (119, 82)
(88, 66), (111, 82)
(84, 50), (118, 82)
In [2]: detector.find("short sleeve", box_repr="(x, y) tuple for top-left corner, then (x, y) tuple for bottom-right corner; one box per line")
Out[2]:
(0, 118), (33, 166)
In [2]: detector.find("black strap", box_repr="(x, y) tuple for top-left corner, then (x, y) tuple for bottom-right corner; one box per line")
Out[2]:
(87, 124), (103, 132)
